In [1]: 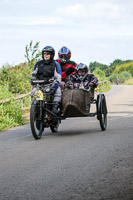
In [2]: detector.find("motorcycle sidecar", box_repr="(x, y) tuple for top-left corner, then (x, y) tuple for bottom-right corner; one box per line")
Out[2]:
(62, 88), (107, 131)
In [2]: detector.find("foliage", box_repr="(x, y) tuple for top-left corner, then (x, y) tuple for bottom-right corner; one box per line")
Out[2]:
(93, 68), (105, 81)
(0, 63), (33, 94)
(24, 40), (41, 66)
(89, 59), (133, 77)
(0, 64), (10, 82)
(0, 40), (42, 131)
(0, 84), (25, 131)
(118, 72), (132, 83)
(96, 82), (111, 93)
(108, 71), (132, 83)
(121, 71), (132, 80)
(92, 68), (111, 92)
(108, 73), (118, 83)
(113, 61), (133, 76)
(89, 61), (108, 73)
(0, 100), (25, 131)
(124, 77), (133, 85)
(0, 83), (12, 100)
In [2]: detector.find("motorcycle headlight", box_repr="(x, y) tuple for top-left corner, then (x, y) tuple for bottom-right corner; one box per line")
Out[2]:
(45, 87), (50, 93)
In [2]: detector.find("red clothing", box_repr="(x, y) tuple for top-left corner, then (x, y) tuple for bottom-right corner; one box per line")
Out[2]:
(57, 59), (77, 81)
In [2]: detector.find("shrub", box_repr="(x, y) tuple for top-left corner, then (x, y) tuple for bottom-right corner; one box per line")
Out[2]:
(0, 83), (13, 100)
(108, 73), (118, 83)
(108, 71), (132, 83)
(0, 100), (25, 131)
(93, 68), (105, 81)
(0, 84), (25, 131)
(113, 62), (133, 76)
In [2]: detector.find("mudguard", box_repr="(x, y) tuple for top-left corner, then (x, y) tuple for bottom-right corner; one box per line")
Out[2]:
(33, 90), (43, 101)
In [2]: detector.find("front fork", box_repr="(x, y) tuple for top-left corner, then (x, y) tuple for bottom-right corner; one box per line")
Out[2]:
(39, 101), (43, 120)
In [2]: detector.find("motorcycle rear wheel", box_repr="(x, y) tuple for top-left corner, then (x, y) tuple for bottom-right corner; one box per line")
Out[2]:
(50, 119), (59, 133)
(30, 104), (44, 139)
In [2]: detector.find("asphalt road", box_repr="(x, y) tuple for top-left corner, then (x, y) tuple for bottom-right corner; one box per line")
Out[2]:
(0, 85), (133, 200)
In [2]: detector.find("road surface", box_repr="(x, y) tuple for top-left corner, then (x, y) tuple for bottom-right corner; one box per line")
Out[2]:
(0, 85), (133, 200)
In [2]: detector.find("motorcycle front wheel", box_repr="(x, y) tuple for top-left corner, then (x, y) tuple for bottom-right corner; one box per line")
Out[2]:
(30, 103), (44, 140)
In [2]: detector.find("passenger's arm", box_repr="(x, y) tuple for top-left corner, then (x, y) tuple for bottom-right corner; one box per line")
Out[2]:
(89, 75), (99, 87)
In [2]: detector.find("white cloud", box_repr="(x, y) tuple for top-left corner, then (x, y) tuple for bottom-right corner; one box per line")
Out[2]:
(56, 3), (86, 18)
(0, 0), (133, 67)
(56, 2), (125, 21)
(88, 2), (124, 20)
(54, 1), (132, 39)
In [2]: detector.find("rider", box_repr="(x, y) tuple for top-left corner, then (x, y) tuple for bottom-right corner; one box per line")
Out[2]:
(30, 46), (61, 114)
(64, 63), (99, 90)
(57, 46), (77, 89)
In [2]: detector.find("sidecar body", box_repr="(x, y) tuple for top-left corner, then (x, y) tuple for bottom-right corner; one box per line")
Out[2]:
(62, 88), (107, 131)
(62, 89), (92, 117)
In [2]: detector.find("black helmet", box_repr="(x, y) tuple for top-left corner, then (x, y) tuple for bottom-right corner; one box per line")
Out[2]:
(42, 46), (55, 60)
(76, 63), (88, 73)
(58, 46), (71, 63)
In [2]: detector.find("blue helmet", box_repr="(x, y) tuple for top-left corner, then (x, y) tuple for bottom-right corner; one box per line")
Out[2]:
(58, 46), (71, 63)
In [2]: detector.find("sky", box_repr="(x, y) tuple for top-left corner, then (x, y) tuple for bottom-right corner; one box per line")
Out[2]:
(0, 0), (133, 68)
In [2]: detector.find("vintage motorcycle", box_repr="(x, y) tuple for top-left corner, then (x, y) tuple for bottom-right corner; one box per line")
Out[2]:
(30, 80), (107, 140)
(30, 79), (62, 140)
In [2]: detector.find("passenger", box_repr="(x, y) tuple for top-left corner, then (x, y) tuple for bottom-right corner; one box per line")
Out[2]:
(64, 63), (99, 90)
(57, 46), (77, 89)
(30, 46), (61, 114)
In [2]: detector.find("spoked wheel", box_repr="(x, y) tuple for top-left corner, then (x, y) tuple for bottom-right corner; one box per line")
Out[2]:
(30, 103), (44, 139)
(97, 94), (107, 131)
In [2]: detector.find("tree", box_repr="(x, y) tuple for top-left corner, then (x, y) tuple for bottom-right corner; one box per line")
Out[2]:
(24, 40), (41, 65)
(89, 61), (108, 74)
(113, 62), (133, 76)
(93, 68), (105, 81)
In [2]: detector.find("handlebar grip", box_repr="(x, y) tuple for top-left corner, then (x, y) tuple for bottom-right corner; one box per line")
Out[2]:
(32, 80), (45, 84)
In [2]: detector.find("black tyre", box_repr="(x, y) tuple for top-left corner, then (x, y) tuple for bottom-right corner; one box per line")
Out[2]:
(97, 94), (107, 131)
(50, 119), (59, 133)
(30, 103), (44, 139)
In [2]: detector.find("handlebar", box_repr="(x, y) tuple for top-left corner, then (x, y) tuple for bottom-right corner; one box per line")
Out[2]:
(32, 78), (56, 85)
(32, 80), (45, 84)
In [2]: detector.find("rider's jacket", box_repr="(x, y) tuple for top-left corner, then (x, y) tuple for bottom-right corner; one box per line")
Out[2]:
(30, 60), (61, 91)
(65, 72), (99, 90)
(57, 59), (77, 81)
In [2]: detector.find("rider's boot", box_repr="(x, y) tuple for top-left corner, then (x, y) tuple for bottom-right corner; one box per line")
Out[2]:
(53, 101), (59, 115)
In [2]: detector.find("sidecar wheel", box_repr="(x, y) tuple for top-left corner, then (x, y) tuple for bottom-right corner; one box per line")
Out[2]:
(97, 94), (107, 131)
(30, 104), (44, 139)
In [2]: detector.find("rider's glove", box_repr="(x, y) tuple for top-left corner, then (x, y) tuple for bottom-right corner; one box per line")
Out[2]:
(67, 81), (74, 89)
(30, 77), (36, 86)
(51, 82), (59, 94)
(89, 82), (94, 87)
(50, 88), (55, 95)
(64, 81), (73, 89)
(91, 77), (99, 87)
